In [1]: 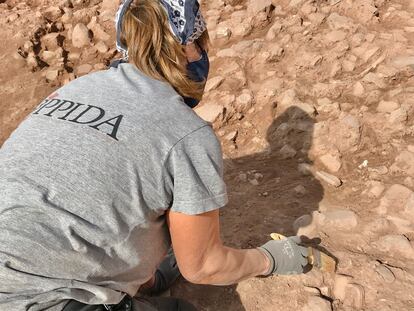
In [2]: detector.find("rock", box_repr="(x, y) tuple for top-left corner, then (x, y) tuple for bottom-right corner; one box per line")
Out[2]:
(377, 100), (399, 113)
(325, 30), (347, 43)
(319, 153), (342, 172)
(375, 264), (395, 283)
(405, 193), (414, 217)
(87, 17), (111, 42)
(205, 76), (224, 92)
(344, 283), (365, 309)
(392, 56), (414, 69)
(294, 185), (307, 196)
(225, 131), (238, 141)
(368, 181), (385, 198)
(44, 6), (62, 20)
(301, 296), (332, 311)
(298, 163), (313, 176)
(377, 184), (413, 215)
(266, 22), (282, 41)
(76, 64), (93, 75)
(374, 234), (414, 258)
(72, 23), (90, 48)
(215, 24), (232, 39)
(320, 210), (358, 230)
(330, 114), (361, 153)
(45, 69), (59, 82)
(42, 33), (61, 50)
(236, 91), (253, 112)
(353, 82), (365, 97)
(95, 41), (108, 53)
(247, 0), (272, 15)
(327, 13), (353, 30)
(315, 171), (342, 187)
(279, 144), (297, 159)
(194, 104), (224, 123)
(388, 107), (408, 124)
(390, 151), (414, 176)
(41, 51), (56, 62)
(333, 274), (352, 301)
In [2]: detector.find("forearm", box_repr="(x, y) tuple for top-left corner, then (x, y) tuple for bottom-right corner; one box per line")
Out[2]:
(190, 246), (270, 285)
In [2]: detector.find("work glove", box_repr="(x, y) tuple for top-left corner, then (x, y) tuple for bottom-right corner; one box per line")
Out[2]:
(258, 236), (309, 276)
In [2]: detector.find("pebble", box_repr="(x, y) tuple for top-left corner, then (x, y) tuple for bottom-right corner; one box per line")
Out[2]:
(76, 64), (93, 75)
(315, 171), (342, 187)
(194, 104), (224, 123)
(377, 184), (412, 215)
(319, 153), (342, 173)
(298, 163), (313, 175)
(325, 30), (347, 43)
(45, 69), (59, 82)
(390, 150), (414, 176)
(72, 23), (90, 48)
(279, 144), (297, 159)
(368, 181), (385, 198)
(205, 76), (224, 92)
(294, 185), (307, 196)
(95, 41), (109, 54)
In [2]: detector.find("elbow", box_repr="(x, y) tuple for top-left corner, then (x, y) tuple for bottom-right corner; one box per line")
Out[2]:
(180, 264), (220, 285)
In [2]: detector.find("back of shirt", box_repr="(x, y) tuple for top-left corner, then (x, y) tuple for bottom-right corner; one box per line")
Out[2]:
(0, 64), (227, 310)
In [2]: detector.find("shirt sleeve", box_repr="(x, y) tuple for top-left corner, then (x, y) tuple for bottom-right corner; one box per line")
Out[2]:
(163, 125), (228, 215)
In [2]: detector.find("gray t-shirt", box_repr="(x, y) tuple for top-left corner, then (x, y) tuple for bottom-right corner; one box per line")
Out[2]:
(0, 63), (228, 310)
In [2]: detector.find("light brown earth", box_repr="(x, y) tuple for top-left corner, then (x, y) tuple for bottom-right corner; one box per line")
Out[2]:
(1, 0), (414, 310)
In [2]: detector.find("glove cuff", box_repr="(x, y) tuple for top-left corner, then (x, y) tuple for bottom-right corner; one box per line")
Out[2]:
(257, 246), (275, 276)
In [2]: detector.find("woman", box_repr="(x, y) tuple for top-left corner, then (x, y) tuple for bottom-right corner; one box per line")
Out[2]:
(0, 0), (309, 310)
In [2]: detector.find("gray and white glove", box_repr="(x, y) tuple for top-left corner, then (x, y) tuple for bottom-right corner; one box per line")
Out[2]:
(258, 236), (309, 276)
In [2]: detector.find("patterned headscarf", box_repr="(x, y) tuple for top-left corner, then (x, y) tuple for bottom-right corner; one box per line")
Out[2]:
(115, 0), (207, 58)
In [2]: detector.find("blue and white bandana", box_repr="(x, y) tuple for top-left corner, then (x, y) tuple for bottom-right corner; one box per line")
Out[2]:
(115, 0), (207, 58)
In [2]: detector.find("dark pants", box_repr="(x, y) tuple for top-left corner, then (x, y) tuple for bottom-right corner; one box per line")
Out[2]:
(62, 296), (197, 311)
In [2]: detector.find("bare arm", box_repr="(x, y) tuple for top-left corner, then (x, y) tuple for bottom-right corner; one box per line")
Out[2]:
(167, 209), (271, 285)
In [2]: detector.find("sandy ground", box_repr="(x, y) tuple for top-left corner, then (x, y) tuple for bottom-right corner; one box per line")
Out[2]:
(1, 0), (414, 310)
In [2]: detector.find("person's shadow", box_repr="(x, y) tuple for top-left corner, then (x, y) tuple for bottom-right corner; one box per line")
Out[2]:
(172, 106), (324, 311)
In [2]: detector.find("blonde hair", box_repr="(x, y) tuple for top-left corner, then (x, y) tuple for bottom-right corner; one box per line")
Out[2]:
(121, 0), (210, 100)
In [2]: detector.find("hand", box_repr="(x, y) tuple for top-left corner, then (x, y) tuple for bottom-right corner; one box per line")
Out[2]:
(258, 236), (309, 276)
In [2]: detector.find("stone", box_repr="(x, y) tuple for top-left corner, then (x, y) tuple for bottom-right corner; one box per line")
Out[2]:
(320, 210), (358, 230)
(294, 185), (307, 196)
(215, 24), (232, 39)
(42, 33), (61, 50)
(388, 107), (408, 124)
(205, 76), (224, 92)
(194, 104), (224, 123)
(391, 151), (414, 176)
(279, 144), (297, 159)
(87, 17), (111, 42)
(327, 13), (353, 30)
(41, 50), (56, 62)
(301, 296), (332, 311)
(325, 30), (347, 43)
(392, 56), (414, 69)
(247, 0), (272, 15)
(330, 114), (361, 153)
(377, 100), (399, 113)
(315, 171), (342, 187)
(266, 22), (282, 41)
(374, 234), (414, 258)
(375, 264), (395, 283)
(353, 82), (365, 97)
(76, 64), (93, 75)
(333, 274), (352, 301)
(236, 92), (253, 112)
(298, 163), (313, 175)
(95, 41), (108, 53)
(45, 69), (59, 82)
(368, 181), (385, 198)
(344, 283), (365, 309)
(72, 23), (90, 48)
(377, 184), (413, 215)
(225, 131), (238, 141)
(319, 153), (342, 172)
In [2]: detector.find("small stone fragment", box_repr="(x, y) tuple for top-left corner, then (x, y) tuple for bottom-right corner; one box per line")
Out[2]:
(205, 76), (224, 92)
(294, 185), (307, 196)
(45, 69), (59, 82)
(315, 171), (342, 187)
(374, 234), (414, 258)
(72, 23), (90, 48)
(194, 104), (224, 123)
(76, 64), (93, 75)
(279, 144), (297, 159)
(319, 153), (342, 172)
